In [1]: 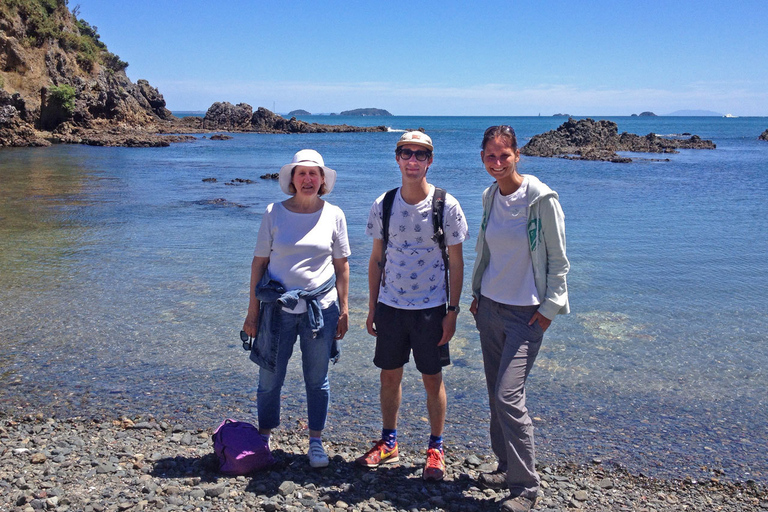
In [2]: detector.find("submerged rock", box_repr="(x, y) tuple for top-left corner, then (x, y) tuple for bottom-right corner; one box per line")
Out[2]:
(522, 118), (716, 162)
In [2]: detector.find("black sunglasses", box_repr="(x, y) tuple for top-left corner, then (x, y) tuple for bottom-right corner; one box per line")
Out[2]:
(397, 148), (432, 162)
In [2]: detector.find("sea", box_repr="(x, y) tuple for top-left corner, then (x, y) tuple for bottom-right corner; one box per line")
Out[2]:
(1, 115), (767, 483)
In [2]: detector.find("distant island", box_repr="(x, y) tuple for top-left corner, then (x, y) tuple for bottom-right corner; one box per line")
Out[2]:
(553, 113), (570, 117)
(666, 110), (724, 117)
(287, 109), (311, 116)
(339, 108), (392, 116)
(631, 111), (657, 117)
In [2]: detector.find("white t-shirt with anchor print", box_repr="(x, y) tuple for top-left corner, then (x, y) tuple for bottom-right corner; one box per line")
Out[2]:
(366, 185), (468, 310)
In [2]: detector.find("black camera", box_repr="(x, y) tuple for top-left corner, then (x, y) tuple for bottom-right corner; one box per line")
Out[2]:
(240, 330), (252, 351)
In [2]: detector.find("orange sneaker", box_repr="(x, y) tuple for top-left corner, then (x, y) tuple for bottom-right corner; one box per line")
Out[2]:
(356, 439), (399, 467)
(423, 447), (445, 481)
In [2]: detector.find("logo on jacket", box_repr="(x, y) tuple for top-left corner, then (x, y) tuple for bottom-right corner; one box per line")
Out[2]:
(528, 219), (541, 250)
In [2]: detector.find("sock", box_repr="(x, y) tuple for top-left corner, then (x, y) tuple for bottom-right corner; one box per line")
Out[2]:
(382, 428), (397, 449)
(429, 434), (443, 452)
(309, 436), (322, 445)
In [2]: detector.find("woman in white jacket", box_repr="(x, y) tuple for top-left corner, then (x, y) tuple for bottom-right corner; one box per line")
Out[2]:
(470, 125), (569, 512)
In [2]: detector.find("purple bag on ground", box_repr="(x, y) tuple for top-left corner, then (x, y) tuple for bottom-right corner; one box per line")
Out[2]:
(212, 419), (274, 475)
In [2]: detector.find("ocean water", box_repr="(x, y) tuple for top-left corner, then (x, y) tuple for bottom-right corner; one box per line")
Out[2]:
(1, 116), (767, 482)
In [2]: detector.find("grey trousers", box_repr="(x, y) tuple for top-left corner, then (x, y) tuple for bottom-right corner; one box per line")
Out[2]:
(476, 296), (544, 500)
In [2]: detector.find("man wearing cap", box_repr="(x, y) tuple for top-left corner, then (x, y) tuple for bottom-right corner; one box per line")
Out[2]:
(356, 131), (468, 481)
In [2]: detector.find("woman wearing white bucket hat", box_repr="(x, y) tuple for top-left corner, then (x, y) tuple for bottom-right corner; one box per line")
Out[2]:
(243, 149), (350, 469)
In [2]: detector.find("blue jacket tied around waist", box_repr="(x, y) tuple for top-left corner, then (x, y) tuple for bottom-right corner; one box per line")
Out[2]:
(249, 273), (340, 372)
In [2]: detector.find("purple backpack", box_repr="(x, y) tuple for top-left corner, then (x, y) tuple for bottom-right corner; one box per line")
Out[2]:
(212, 419), (274, 475)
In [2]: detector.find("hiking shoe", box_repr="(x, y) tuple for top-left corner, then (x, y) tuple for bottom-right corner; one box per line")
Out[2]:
(356, 439), (399, 467)
(479, 469), (507, 489)
(501, 495), (536, 512)
(423, 447), (445, 481)
(308, 440), (329, 468)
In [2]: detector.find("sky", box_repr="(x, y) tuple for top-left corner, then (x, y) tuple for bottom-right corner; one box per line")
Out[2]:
(72, 0), (768, 116)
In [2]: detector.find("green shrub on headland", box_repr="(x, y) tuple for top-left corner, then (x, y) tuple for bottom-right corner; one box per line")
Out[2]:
(47, 83), (75, 115)
(0, 0), (129, 71)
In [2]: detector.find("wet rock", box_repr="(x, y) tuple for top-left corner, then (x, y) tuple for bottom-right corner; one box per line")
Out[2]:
(760, 129), (768, 141)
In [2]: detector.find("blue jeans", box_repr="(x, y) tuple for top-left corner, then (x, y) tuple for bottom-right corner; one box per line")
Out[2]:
(257, 303), (339, 432)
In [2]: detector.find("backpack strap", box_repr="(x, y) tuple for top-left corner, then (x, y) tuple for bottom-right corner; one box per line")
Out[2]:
(431, 187), (450, 303)
(378, 188), (399, 276)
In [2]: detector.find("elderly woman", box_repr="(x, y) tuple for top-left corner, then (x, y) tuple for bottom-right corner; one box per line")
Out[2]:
(470, 126), (569, 512)
(243, 149), (350, 468)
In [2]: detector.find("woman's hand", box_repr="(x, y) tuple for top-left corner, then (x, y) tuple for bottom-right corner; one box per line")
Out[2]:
(243, 310), (259, 339)
(335, 312), (349, 339)
(470, 297), (479, 316)
(529, 311), (551, 332)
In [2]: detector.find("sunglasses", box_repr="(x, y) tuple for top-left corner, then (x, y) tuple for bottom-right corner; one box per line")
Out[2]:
(397, 148), (432, 161)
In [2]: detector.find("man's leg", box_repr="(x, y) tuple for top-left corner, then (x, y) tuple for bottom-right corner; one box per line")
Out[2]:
(356, 367), (403, 467)
(380, 367), (404, 430)
(421, 371), (446, 436)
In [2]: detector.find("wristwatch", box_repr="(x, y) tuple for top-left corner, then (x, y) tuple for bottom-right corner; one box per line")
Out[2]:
(447, 305), (460, 314)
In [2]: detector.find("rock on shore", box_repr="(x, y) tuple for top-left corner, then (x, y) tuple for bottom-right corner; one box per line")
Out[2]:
(521, 118), (716, 163)
(2, 413), (766, 512)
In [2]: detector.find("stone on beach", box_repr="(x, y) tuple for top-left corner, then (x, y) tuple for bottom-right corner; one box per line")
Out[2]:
(1, 413), (766, 512)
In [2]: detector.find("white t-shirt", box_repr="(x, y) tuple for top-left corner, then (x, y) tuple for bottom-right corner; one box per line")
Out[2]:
(366, 185), (468, 310)
(254, 201), (351, 314)
(481, 177), (540, 306)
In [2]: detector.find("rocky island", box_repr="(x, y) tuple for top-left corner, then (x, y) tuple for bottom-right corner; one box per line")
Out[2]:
(522, 118), (715, 163)
(0, 1), (386, 148)
(339, 108), (392, 116)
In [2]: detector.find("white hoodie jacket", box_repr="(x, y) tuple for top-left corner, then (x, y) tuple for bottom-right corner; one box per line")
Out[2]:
(471, 175), (570, 320)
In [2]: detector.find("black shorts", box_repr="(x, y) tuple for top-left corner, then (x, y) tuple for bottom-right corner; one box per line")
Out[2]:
(373, 303), (450, 375)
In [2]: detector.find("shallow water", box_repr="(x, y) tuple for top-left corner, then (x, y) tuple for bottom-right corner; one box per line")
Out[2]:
(1, 116), (767, 483)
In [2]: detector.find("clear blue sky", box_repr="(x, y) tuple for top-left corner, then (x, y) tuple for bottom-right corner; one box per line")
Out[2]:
(73, 0), (767, 116)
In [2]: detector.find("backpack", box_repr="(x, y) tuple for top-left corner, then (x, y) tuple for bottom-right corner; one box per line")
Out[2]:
(379, 187), (450, 299)
(212, 419), (274, 475)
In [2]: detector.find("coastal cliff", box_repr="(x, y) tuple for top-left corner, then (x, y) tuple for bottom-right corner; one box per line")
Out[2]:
(0, 0), (386, 147)
(0, 0), (184, 146)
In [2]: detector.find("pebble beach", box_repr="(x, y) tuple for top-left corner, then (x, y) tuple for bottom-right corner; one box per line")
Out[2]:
(2, 412), (766, 512)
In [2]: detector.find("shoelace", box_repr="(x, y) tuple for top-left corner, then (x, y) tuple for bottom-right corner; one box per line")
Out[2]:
(426, 449), (444, 468)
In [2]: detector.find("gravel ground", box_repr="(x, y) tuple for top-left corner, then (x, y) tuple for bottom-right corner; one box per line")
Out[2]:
(2, 412), (766, 512)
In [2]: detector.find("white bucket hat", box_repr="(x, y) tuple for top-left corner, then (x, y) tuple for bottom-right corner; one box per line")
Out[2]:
(278, 149), (337, 195)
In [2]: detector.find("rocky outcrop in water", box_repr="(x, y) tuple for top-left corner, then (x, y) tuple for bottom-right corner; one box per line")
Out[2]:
(759, 129), (768, 141)
(249, 106), (387, 133)
(521, 118), (716, 162)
